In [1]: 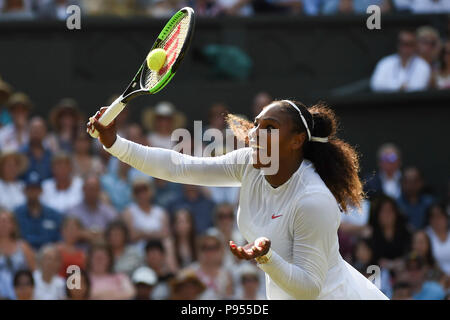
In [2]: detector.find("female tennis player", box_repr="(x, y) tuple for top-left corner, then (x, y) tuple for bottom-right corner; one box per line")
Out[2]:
(87, 100), (388, 300)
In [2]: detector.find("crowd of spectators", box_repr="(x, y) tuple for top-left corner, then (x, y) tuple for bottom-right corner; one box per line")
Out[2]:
(0, 0), (449, 20)
(0, 75), (449, 300)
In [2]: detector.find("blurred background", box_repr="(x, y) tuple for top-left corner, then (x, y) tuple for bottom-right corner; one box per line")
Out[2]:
(0, 0), (449, 301)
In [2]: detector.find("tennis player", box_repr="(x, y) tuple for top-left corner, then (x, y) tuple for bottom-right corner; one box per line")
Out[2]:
(87, 100), (388, 300)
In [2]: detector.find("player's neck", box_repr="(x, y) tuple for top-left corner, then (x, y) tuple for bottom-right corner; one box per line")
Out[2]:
(264, 155), (303, 188)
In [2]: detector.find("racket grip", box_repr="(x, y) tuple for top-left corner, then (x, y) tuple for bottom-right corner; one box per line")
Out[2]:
(89, 96), (126, 138)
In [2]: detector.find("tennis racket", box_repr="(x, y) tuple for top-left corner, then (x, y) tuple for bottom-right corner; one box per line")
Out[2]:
(88, 7), (195, 138)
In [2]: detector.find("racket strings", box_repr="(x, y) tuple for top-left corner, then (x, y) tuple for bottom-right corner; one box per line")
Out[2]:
(145, 15), (190, 89)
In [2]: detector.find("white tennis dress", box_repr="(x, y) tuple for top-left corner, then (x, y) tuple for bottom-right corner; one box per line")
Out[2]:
(105, 136), (388, 300)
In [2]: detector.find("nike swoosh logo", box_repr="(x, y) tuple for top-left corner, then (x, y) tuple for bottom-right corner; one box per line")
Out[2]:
(272, 214), (283, 219)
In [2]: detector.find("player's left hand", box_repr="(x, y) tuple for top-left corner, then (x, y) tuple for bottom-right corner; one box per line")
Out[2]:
(229, 237), (271, 260)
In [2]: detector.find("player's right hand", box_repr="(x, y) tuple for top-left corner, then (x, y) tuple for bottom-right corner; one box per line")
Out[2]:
(87, 107), (117, 149)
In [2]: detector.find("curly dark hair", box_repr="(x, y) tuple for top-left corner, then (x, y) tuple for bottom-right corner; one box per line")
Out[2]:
(226, 100), (364, 211)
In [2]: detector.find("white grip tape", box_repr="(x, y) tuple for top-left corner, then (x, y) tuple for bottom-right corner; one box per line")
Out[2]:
(89, 96), (126, 138)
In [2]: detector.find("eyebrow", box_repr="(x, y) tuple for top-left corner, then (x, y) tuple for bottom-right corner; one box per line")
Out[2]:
(254, 117), (281, 124)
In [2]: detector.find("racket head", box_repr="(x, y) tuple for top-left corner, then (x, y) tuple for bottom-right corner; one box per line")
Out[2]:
(122, 7), (195, 102)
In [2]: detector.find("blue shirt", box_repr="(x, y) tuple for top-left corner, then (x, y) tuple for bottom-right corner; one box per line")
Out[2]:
(169, 195), (216, 234)
(14, 203), (62, 250)
(397, 194), (435, 231)
(20, 145), (53, 181)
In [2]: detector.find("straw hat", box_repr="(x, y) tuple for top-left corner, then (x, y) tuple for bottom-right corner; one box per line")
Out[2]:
(141, 101), (186, 132)
(0, 77), (12, 105)
(0, 150), (29, 177)
(7, 92), (33, 112)
(169, 269), (206, 293)
(49, 98), (83, 131)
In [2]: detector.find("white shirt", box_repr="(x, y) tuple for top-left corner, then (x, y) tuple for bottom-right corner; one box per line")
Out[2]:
(0, 124), (29, 151)
(40, 176), (83, 214)
(370, 54), (431, 92)
(410, 0), (450, 13)
(105, 136), (388, 300)
(0, 179), (25, 211)
(426, 227), (450, 275)
(33, 270), (66, 300)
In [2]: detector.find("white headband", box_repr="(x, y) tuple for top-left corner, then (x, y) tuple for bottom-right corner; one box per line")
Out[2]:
(282, 100), (329, 143)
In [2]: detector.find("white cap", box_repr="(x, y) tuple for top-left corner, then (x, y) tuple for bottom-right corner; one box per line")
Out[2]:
(155, 101), (176, 116)
(132, 266), (158, 286)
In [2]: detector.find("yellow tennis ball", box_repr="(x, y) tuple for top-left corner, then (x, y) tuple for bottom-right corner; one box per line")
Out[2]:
(147, 48), (167, 72)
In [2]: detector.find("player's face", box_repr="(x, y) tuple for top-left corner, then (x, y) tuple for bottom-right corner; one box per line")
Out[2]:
(250, 103), (305, 170)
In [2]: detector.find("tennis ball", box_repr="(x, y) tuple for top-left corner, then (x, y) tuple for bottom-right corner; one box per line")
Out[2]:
(147, 48), (167, 72)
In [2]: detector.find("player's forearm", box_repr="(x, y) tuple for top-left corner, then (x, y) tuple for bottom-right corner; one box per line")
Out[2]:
(258, 250), (322, 300)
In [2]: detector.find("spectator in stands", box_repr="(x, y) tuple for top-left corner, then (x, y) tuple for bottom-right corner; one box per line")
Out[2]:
(170, 184), (216, 235)
(101, 160), (133, 213)
(14, 171), (62, 250)
(153, 177), (183, 210)
(252, 91), (272, 119)
(65, 268), (90, 300)
(252, 0), (302, 15)
(0, 0), (34, 19)
(169, 268), (206, 300)
(0, 210), (35, 300)
(0, 150), (27, 211)
(105, 220), (142, 276)
(187, 229), (233, 299)
(370, 29), (431, 92)
(351, 238), (377, 275)
(397, 166), (435, 231)
(417, 26), (442, 69)
(0, 77), (12, 128)
(322, 0), (392, 15)
(364, 143), (402, 200)
(392, 281), (412, 300)
(56, 217), (86, 277)
(0, 92), (31, 151)
(72, 129), (104, 179)
(144, 0), (186, 17)
(144, 239), (175, 300)
(425, 203), (450, 275)
(408, 0), (450, 14)
(143, 101), (186, 150)
(36, 0), (82, 20)
(432, 39), (450, 89)
(33, 244), (66, 300)
(87, 243), (135, 300)
(131, 266), (157, 300)
(20, 117), (53, 181)
(13, 269), (34, 300)
(40, 152), (83, 213)
(123, 178), (170, 250)
(233, 262), (265, 300)
(68, 176), (117, 241)
(369, 195), (411, 272)
(409, 230), (438, 271)
(47, 98), (83, 154)
(172, 208), (197, 270)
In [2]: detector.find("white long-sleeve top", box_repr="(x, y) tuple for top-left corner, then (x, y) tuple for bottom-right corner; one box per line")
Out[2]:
(105, 136), (388, 300)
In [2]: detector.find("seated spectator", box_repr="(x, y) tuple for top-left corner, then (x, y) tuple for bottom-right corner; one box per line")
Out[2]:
(131, 266), (157, 300)
(409, 230), (438, 271)
(405, 255), (446, 300)
(169, 269), (206, 300)
(364, 143), (402, 200)
(0, 77), (12, 128)
(432, 40), (450, 89)
(370, 29), (431, 92)
(47, 98), (83, 154)
(145, 0), (186, 18)
(215, 0), (254, 16)
(169, 184), (216, 235)
(416, 26), (442, 69)
(65, 268), (90, 300)
(153, 177), (183, 209)
(87, 243), (135, 300)
(369, 195), (411, 272)
(105, 220), (142, 276)
(251, 91), (272, 119)
(143, 101), (186, 150)
(0, 150), (27, 211)
(186, 229), (233, 299)
(0, 92), (30, 151)
(14, 171), (62, 250)
(352, 238), (377, 275)
(101, 159), (133, 212)
(33, 244), (66, 300)
(425, 203), (450, 275)
(323, 0), (392, 15)
(72, 129), (104, 179)
(13, 269), (34, 300)
(56, 217), (86, 277)
(0, 210), (35, 300)
(397, 167), (435, 230)
(123, 178), (169, 250)
(408, 0), (450, 14)
(144, 239), (175, 300)
(392, 281), (412, 300)
(172, 208), (197, 270)
(233, 262), (265, 300)
(20, 116), (53, 181)
(40, 152), (83, 213)
(68, 176), (117, 241)
(36, 0), (82, 20)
